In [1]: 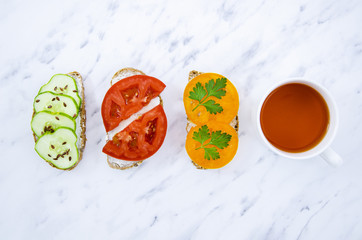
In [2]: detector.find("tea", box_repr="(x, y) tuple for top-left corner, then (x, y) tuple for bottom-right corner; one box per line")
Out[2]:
(260, 83), (329, 153)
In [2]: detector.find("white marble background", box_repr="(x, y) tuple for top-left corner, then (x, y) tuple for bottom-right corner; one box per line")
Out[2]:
(1, 0), (362, 239)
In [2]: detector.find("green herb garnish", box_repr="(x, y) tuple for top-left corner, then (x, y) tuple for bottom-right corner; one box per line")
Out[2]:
(188, 78), (227, 114)
(193, 125), (231, 160)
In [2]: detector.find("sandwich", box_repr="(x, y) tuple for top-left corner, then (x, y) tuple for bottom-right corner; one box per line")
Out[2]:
(184, 70), (239, 169)
(101, 68), (167, 170)
(31, 72), (86, 170)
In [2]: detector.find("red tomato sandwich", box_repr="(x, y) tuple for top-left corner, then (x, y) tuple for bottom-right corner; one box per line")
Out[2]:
(31, 72), (86, 170)
(101, 68), (167, 170)
(184, 70), (239, 169)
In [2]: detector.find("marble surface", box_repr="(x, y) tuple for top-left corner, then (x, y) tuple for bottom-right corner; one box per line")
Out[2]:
(1, 0), (362, 239)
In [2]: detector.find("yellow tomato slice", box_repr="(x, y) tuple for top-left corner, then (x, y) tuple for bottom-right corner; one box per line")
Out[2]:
(186, 121), (238, 169)
(183, 73), (239, 125)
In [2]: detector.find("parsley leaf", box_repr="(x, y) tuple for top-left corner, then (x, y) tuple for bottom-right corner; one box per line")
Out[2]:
(209, 130), (232, 149)
(188, 78), (227, 114)
(192, 125), (210, 145)
(189, 82), (206, 102)
(193, 125), (232, 160)
(204, 147), (220, 160)
(201, 100), (223, 114)
(205, 78), (226, 99)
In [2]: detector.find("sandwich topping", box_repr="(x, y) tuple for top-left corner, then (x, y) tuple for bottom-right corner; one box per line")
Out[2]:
(186, 121), (238, 169)
(101, 75), (165, 132)
(184, 73), (239, 125)
(184, 72), (239, 169)
(32, 74), (83, 170)
(103, 105), (167, 160)
(189, 77), (227, 114)
(101, 74), (167, 161)
(35, 128), (79, 169)
(192, 124), (231, 160)
(39, 74), (81, 108)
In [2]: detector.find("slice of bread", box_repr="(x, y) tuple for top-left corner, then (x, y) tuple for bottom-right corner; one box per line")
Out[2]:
(68, 71), (87, 164)
(187, 70), (239, 169)
(32, 71), (86, 170)
(106, 68), (147, 170)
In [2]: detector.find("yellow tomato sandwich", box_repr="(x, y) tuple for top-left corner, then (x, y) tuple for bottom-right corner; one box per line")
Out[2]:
(184, 70), (239, 169)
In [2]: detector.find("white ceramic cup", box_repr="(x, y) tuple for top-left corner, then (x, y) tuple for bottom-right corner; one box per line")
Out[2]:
(256, 79), (343, 166)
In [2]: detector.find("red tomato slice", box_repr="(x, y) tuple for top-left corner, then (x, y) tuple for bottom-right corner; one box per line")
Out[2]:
(102, 105), (167, 161)
(102, 75), (166, 132)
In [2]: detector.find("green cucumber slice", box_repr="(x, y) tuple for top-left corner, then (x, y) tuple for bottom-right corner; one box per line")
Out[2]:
(31, 111), (76, 137)
(34, 92), (79, 118)
(35, 127), (79, 169)
(39, 74), (81, 108)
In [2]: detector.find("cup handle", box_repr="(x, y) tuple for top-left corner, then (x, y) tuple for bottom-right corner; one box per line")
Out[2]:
(321, 148), (343, 167)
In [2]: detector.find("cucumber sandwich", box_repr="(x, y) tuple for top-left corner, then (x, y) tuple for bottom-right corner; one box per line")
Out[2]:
(31, 72), (86, 170)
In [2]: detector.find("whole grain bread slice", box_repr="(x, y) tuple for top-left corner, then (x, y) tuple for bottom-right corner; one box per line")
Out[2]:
(187, 70), (239, 169)
(32, 71), (86, 170)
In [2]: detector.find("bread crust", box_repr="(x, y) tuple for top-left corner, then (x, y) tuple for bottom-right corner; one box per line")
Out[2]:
(111, 68), (146, 85)
(32, 71), (86, 170)
(187, 70), (239, 169)
(68, 71), (87, 167)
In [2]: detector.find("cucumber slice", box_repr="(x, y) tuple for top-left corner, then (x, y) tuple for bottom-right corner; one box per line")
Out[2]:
(31, 111), (76, 137)
(35, 127), (79, 169)
(34, 92), (79, 118)
(39, 74), (81, 108)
